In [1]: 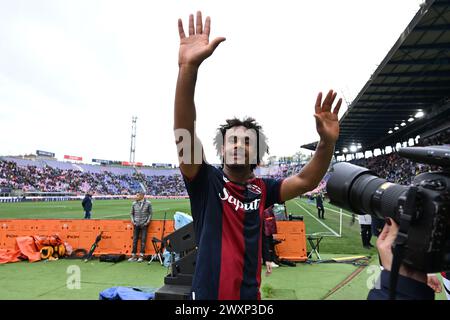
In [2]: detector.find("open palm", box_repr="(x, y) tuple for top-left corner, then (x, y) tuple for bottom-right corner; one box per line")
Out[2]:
(178, 11), (226, 67)
(314, 90), (342, 144)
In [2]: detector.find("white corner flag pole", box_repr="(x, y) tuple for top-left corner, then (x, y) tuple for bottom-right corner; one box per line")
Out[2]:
(339, 208), (343, 238)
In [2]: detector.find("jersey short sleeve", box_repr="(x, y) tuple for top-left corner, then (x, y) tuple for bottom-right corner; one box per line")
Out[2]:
(182, 162), (211, 223)
(262, 178), (284, 208)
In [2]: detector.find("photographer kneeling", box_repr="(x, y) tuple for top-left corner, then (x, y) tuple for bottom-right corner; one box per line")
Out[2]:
(368, 217), (434, 300)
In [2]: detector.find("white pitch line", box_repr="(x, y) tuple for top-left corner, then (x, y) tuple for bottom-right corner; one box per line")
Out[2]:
(294, 200), (339, 237)
(300, 199), (357, 220)
(322, 205), (357, 220)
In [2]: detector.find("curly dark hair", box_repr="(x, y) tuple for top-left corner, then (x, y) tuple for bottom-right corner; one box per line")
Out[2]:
(213, 117), (269, 170)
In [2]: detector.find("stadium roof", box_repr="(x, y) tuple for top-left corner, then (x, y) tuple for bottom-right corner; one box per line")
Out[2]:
(302, 0), (450, 155)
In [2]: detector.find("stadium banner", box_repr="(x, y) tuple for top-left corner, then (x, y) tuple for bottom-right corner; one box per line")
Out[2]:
(64, 155), (82, 161)
(92, 158), (111, 165)
(121, 161), (143, 167)
(152, 163), (172, 168)
(0, 197), (21, 203)
(36, 150), (55, 158)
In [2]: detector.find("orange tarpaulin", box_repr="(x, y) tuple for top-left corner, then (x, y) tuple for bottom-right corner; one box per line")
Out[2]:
(16, 236), (41, 262)
(0, 235), (66, 264)
(0, 248), (22, 264)
(0, 236), (41, 264)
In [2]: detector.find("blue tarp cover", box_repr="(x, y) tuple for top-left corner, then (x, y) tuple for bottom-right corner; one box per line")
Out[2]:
(99, 287), (156, 300)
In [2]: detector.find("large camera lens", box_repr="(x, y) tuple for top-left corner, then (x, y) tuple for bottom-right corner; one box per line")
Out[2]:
(327, 162), (408, 219)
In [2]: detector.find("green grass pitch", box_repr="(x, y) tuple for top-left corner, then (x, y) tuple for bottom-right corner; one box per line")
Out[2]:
(1, 198), (447, 300)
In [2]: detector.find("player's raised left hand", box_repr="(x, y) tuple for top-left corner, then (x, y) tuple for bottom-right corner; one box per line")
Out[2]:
(314, 90), (342, 144)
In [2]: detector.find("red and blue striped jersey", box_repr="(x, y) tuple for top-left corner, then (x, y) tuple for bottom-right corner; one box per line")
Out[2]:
(183, 162), (283, 300)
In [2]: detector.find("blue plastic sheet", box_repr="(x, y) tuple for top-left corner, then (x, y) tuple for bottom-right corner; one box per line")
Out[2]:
(99, 286), (156, 300)
(173, 211), (193, 230)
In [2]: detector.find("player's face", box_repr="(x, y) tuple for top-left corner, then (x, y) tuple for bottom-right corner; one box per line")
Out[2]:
(136, 193), (144, 201)
(222, 126), (258, 167)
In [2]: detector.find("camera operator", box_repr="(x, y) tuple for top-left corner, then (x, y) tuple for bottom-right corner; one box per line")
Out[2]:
(368, 218), (435, 300)
(427, 274), (443, 295)
(327, 146), (450, 300)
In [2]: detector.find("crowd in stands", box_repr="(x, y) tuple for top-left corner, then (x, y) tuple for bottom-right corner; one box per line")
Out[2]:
(350, 152), (437, 185)
(256, 162), (306, 180)
(0, 160), (187, 196)
(257, 129), (449, 190)
(351, 130), (449, 185)
(417, 128), (450, 147)
(279, 163), (305, 179)
(0, 129), (448, 195)
(0, 157), (312, 196)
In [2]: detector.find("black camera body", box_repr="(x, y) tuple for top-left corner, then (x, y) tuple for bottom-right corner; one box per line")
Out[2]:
(327, 146), (450, 273)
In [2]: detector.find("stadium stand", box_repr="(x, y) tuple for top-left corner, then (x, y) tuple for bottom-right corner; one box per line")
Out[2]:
(298, 0), (450, 194)
(4, 0), (450, 201)
(0, 156), (315, 197)
(1, 127), (447, 197)
(351, 129), (449, 185)
(302, 0), (450, 159)
(0, 158), (187, 196)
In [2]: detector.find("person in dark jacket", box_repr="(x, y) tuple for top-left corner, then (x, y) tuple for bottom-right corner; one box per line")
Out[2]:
(316, 193), (325, 219)
(262, 205), (279, 272)
(82, 193), (93, 219)
(367, 218), (434, 300)
(358, 214), (373, 249)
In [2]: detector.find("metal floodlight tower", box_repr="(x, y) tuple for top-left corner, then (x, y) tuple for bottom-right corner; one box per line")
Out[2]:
(129, 116), (147, 194)
(130, 116), (137, 163)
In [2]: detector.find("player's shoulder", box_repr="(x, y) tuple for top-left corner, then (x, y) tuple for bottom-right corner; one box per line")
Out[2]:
(201, 162), (223, 180)
(259, 176), (280, 185)
(208, 163), (222, 174)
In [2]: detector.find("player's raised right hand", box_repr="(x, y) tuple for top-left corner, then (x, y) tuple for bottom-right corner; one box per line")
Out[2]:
(178, 11), (226, 68)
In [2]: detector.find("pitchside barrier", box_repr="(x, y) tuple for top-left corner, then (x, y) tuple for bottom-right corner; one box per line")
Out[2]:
(0, 219), (307, 261)
(0, 219), (174, 256)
